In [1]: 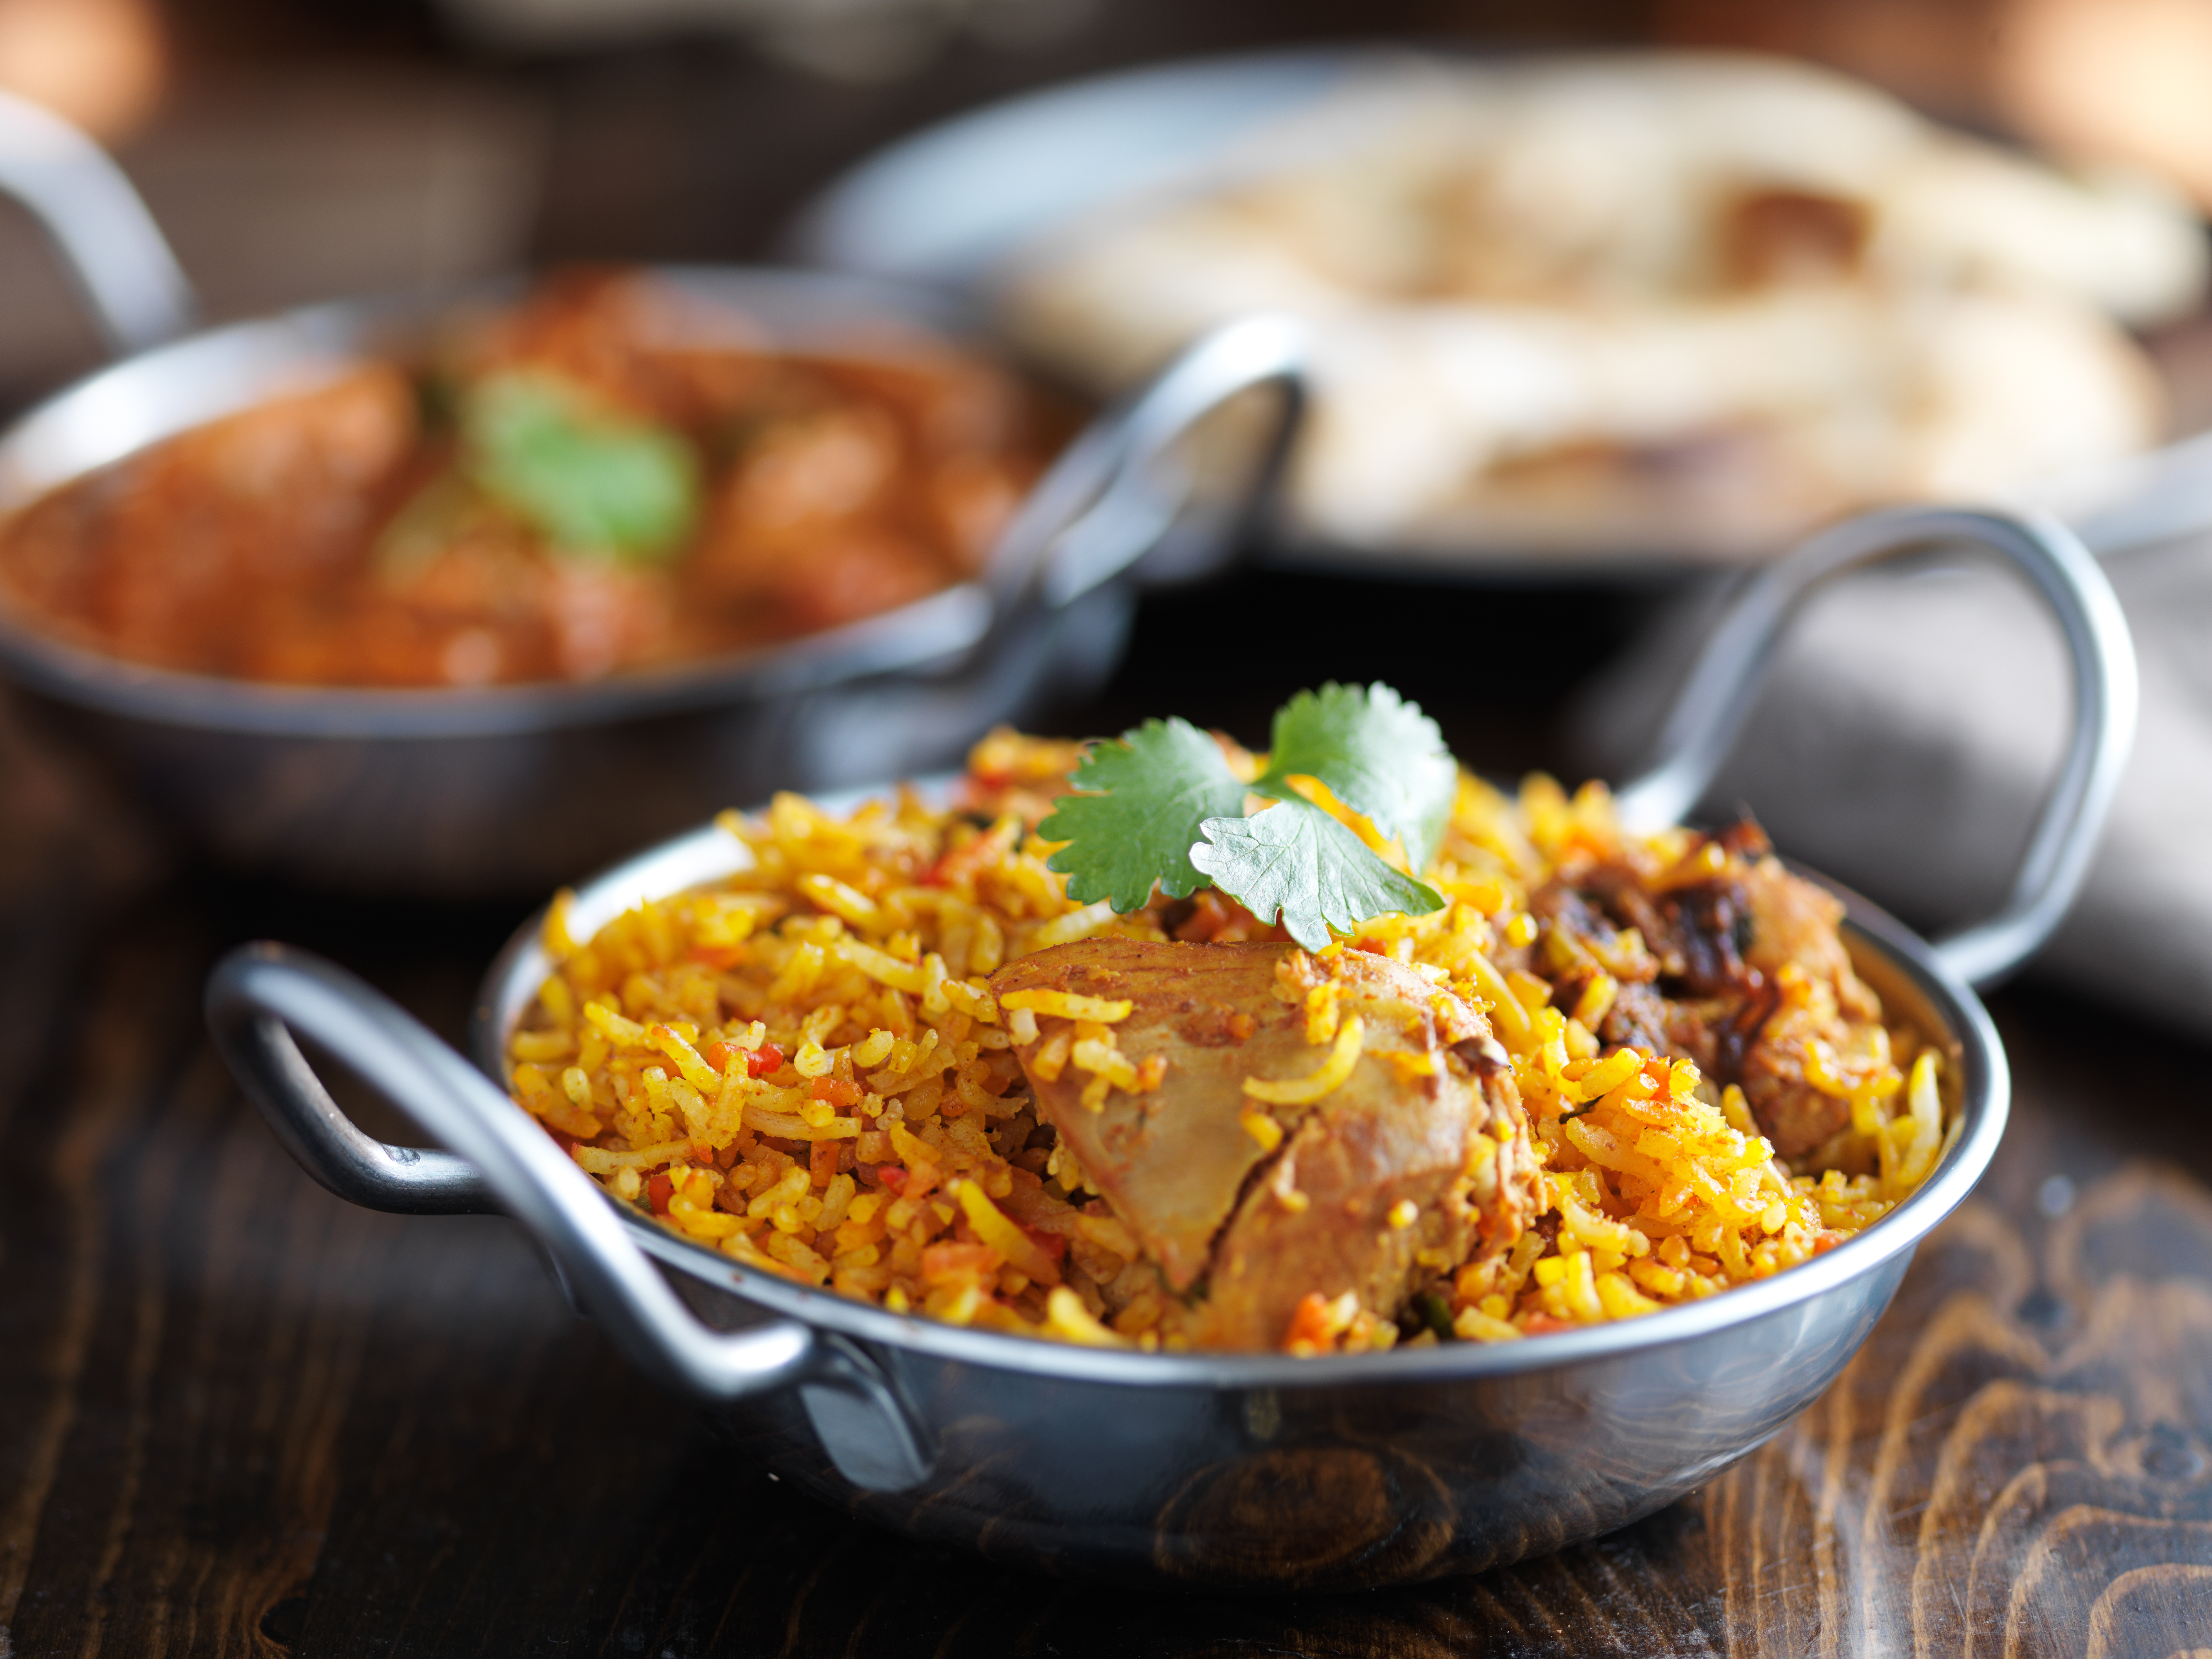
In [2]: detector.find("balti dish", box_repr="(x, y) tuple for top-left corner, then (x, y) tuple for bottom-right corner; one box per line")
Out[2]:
(504, 710), (1960, 1354)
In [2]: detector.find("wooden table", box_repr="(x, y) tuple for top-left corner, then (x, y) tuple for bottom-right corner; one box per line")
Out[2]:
(4, 564), (2211, 1658)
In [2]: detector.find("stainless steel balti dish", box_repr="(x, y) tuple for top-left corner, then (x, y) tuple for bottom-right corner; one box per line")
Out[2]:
(205, 504), (2135, 1588)
(0, 90), (1303, 895)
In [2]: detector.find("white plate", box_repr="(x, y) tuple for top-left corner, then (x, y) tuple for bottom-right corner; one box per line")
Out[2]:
(786, 49), (1357, 290)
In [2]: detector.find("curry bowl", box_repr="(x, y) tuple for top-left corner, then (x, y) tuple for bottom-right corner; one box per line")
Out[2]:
(205, 503), (2134, 1587)
(0, 91), (1302, 895)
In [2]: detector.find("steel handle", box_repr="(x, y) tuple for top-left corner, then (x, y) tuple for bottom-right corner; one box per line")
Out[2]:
(984, 312), (1306, 614)
(204, 943), (816, 1403)
(1613, 505), (2139, 988)
(776, 315), (1306, 778)
(0, 89), (195, 354)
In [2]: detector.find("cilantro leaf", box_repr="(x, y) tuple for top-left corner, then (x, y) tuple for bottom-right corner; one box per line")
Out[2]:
(1041, 718), (1249, 913)
(1040, 684), (1458, 943)
(1190, 795), (1447, 951)
(1257, 682), (1457, 870)
(463, 371), (700, 564)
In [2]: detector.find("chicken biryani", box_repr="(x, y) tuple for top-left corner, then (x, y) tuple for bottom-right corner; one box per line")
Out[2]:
(504, 703), (1959, 1354)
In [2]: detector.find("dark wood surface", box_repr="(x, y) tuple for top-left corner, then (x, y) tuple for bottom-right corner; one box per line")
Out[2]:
(4, 561), (2212, 1658)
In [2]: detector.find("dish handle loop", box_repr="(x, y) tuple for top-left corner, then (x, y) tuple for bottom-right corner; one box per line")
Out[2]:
(1612, 505), (2139, 989)
(984, 312), (1307, 615)
(204, 943), (820, 1406)
(782, 315), (1306, 778)
(0, 90), (195, 354)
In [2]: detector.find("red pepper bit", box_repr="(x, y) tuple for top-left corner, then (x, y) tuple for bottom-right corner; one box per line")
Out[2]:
(922, 819), (1019, 888)
(874, 1166), (908, 1195)
(809, 1076), (861, 1108)
(646, 1172), (674, 1215)
(746, 1043), (785, 1079)
(701, 1039), (734, 1073)
(1283, 1292), (1335, 1351)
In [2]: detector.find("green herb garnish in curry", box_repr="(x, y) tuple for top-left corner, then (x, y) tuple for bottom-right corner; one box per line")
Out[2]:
(0, 271), (1065, 686)
(460, 370), (703, 564)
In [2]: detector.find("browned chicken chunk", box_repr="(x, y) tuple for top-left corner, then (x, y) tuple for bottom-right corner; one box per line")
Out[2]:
(991, 939), (1540, 1351)
(1528, 823), (1887, 1158)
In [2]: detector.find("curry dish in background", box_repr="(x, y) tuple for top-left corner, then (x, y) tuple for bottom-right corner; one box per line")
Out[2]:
(0, 272), (1068, 688)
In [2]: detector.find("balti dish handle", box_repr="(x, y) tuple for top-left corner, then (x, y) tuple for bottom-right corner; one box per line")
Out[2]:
(205, 943), (818, 1405)
(1613, 505), (2139, 989)
(0, 88), (195, 354)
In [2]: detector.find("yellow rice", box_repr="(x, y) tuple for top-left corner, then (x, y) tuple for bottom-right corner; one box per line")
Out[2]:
(505, 729), (1960, 1353)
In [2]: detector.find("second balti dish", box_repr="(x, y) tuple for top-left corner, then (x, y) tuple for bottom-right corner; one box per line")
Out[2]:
(509, 684), (1955, 1353)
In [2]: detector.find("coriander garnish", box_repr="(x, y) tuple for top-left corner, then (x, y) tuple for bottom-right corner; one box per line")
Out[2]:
(462, 370), (701, 564)
(1041, 683), (1454, 950)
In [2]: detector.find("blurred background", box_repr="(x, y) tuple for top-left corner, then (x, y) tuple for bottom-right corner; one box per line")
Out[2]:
(1, 0), (2210, 1018)
(4, 0), (2207, 401)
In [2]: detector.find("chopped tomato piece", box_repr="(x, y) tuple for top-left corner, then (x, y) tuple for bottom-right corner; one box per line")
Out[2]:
(873, 1166), (908, 1194)
(746, 1043), (785, 1078)
(701, 1039), (734, 1073)
(646, 1172), (674, 1215)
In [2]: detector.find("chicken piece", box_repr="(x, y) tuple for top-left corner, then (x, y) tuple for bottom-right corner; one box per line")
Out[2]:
(991, 940), (1539, 1351)
(1530, 828), (1894, 1158)
(1741, 858), (1879, 1022)
(997, 940), (1288, 1292)
(1199, 955), (1536, 1351)
(1733, 859), (1887, 1157)
(1528, 882), (1670, 1050)
(1644, 857), (1885, 1157)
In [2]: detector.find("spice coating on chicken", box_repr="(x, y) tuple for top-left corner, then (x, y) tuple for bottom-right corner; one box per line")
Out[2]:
(991, 939), (1539, 1350)
(1527, 823), (1890, 1158)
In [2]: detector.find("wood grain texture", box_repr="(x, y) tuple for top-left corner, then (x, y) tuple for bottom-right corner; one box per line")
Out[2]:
(5, 697), (2212, 1657)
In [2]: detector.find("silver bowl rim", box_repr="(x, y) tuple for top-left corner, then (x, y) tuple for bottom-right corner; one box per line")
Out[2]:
(0, 266), (1045, 740)
(467, 774), (2008, 1391)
